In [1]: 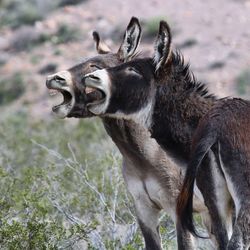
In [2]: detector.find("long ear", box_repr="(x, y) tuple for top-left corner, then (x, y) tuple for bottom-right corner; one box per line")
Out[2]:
(117, 16), (142, 61)
(153, 21), (172, 73)
(92, 31), (111, 54)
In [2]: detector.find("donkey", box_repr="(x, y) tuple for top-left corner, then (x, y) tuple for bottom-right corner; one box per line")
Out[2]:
(82, 21), (233, 249)
(177, 98), (250, 250)
(46, 18), (212, 249)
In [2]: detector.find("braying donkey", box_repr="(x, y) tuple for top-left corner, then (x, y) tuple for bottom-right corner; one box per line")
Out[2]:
(46, 18), (213, 249)
(82, 21), (234, 249)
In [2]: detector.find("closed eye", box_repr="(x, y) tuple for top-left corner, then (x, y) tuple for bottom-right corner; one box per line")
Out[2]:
(90, 64), (102, 70)
(127, 67), (142, 76)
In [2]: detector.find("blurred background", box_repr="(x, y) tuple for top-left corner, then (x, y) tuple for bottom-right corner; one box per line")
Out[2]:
(0, 0), (250, 249)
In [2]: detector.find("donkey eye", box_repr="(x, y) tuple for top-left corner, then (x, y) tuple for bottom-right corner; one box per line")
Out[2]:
(90, 64), (102, 70)
(127, 67), (141, 76)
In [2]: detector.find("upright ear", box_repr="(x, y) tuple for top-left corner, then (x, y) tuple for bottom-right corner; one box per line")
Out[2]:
(117, 16), (142, 61)
(92, 31), (111, 54)
(153, 21), (172, 74)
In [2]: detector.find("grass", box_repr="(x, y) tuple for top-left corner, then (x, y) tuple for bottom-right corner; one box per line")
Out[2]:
(0, 106), (214, 248)
(0, 111), (143, 249)
(0, 109), (181, 249)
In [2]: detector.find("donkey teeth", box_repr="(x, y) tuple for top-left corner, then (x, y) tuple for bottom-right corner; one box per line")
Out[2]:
(85, 87), (96, 94)
(49, 89), (59, 96)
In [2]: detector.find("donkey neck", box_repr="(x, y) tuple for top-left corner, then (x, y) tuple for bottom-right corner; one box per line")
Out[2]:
(151, 53), (217, 161)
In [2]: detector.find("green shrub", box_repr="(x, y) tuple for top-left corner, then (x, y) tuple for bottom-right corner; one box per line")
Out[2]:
(51, 24), (81, 44)
(236, 69), (250, 96)
(0, 73), (25, 105)
(144, 16), (168, 38)
(0, 0), (43, 29)
(58, 0), (88, 7)
(0, 110), (212, 248)
(0, 113), (143, 248)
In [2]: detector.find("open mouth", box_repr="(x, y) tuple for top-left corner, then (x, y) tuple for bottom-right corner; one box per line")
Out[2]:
(85, 86), (106, 104)
(46, 77), (74, 118)
(84, 73), (108, 115)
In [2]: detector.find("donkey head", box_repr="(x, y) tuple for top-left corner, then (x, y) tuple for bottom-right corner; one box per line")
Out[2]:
(46, 17), (141, 118)
(83, 21), (172, 127)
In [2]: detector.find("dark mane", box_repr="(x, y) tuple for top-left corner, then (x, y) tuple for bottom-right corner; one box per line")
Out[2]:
(171, 51), (216, 100)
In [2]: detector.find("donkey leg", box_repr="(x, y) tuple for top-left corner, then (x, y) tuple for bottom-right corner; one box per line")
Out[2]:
(199, 193), (229, 249)
(135, 200), (162, 250)
(176, 220), (196, 250)
(197, 154), (230, 250)
(227, 203), (250, 250)
(200, 210), (218, 249)
(123, 161), (162, 249)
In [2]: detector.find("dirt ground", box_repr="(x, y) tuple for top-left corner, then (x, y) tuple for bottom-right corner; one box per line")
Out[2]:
(0, 0), (250, 120)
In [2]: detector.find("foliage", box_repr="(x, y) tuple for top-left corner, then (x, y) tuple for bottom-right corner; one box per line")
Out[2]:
(0, 112), (146, 249)
(0, 0), (44, 29)
(0, 73), (25, 105)
(144, 16), (168, 38)
(58, 0), (88, 7)
(0, 0), (87, 29)
(236, 69), (250, 96)
(51, 24), (81, 44)
(0, 106), (214, 249)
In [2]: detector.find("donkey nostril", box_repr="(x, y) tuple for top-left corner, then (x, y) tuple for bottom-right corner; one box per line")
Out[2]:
(54, 75), (65, 82)
(88, 74), (100, 81)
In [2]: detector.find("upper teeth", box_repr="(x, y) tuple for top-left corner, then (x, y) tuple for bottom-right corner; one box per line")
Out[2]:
(49, 89), (59, 96)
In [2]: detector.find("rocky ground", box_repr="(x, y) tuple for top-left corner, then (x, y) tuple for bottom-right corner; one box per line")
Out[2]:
(0, 0), (250, 121)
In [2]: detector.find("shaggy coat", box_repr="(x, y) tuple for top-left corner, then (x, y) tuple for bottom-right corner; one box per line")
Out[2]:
(83, 21), (234, 249)
(177, 98), (250, 250)
(46, 18), (211, 249)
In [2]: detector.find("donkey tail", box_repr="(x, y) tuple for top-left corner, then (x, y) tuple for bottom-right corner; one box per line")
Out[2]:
(176, 130), (217, 238)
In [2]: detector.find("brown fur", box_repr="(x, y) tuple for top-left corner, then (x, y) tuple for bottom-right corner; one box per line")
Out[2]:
(177, 98), (250, 249)
(46, 18), (208, 249)
(83, 21), (231, 249)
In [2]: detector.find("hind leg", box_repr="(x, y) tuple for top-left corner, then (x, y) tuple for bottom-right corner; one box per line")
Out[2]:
(176, 220), (196, 250)
(227, 204), (250, 250)
(197, 153), (231, 249)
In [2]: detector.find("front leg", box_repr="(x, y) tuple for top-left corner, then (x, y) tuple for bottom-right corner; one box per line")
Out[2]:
(123, 160), (162, 249)
(135, 199), (162, 250)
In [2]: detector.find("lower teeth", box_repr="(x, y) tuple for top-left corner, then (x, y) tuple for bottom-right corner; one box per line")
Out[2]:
(49, 90), (59, 96)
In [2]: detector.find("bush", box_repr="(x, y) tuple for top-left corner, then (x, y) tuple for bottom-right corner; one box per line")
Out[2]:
(236, 69), (250, 96)
(0, 0), (88, 29)
(0, 113), (145, 249)
(51, 24), (81, 44)
(0, 73), (25, 105)
(144, 16), (168, 38)
(58, 0), (88, 7)
(0, 0), (43, 29)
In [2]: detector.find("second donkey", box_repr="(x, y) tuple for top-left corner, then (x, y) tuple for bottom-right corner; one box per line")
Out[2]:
(83, 21), (232, 249)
